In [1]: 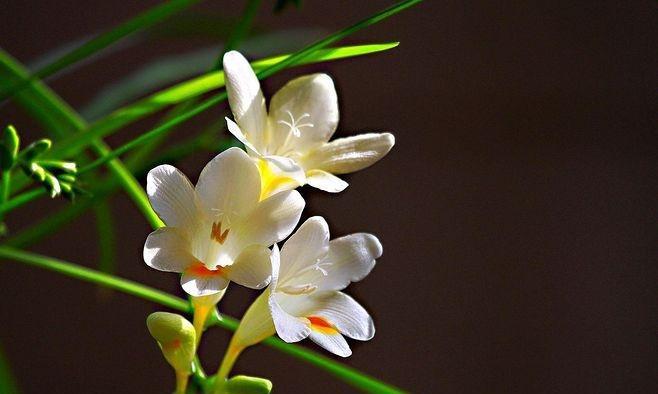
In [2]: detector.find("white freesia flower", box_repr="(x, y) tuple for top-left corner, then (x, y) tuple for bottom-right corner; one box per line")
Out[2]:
(232, 217), (381, 357)
(143, 147), (305, 297)
(222, 50), (395, 198)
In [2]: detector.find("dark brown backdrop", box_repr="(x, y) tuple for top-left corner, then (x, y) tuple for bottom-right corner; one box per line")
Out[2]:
(1, 1), (656, 393)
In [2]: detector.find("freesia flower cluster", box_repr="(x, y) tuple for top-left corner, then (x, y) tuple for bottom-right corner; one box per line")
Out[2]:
(143, 51), (394, 391)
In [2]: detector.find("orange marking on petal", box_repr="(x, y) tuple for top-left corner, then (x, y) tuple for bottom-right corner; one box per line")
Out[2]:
(307, 315), (339, 335)
(186, 263), (224, 278)
(211, 221), (230, 244)
(163, 338), (181, 351)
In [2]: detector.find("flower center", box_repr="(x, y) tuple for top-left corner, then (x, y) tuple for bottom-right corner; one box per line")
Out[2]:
(275, 110), (314, 155)
(210, 221), (230, 244)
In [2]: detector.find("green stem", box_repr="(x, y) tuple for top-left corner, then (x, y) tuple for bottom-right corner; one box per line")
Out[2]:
(0, 340), (19, 394)
(0, 246), (404, 393)
(0, 169), (11, 222)
(175, 370), (189, 394)
(0, 0), (203, 101)
(93, 202), (116, 277)
(0, 188), (45, 216)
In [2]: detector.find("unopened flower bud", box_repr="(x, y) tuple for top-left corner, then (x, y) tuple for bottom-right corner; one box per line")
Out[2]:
(0, 125), (19, 170)
(43, 173), (62, 198)
(40, 160), (77, 174)
(225, 375), (273, 394)
(146, 312), (196, 374)
(21, 139), (51, 161)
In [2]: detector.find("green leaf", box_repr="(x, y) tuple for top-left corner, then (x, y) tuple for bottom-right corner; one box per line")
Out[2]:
(52, 42), (400, 164)
(0, 0), (203, 101)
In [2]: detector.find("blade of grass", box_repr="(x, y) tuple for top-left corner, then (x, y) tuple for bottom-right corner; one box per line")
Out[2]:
(48, 42), (399, 162)
(0, 0), (203, 101)
(0, 246), (405, 393)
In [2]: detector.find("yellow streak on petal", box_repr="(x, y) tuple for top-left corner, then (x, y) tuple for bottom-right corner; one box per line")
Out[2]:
(257, 158), (299, 200)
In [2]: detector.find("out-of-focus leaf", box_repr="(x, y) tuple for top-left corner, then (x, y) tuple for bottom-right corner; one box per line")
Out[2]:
(81, 29), (326, 120)
(51, 42), (400, 160)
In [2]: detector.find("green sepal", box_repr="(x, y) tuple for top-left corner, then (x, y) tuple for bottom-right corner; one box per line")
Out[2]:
(20, 139), (52, 161)
(0, 125), (20, 170)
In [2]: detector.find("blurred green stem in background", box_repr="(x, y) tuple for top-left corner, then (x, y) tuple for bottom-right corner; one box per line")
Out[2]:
(216, 0), (262, 67)
(0, 341), (18, 394)
(0, 246), (404, 393)
(0, 0), (203, 101)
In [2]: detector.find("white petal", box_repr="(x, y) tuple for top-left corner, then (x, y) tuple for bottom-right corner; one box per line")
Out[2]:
(316, 233), (382, 291)
(268, 74), (338, 153)
(146, 165), (200, 231)
(269, 292), (311, 343)
(223, 51), (267, 149)
(225, 245), (272, 289)
(180, 272), (229, 297)
(258, 155), (306, 199)
(308, 331), (351, 357)
(235, 190), (304, 246)
(305, 169), (348, 193)
(143, 227), (195, 273)
(195, 147), (261, 220)
(278, 216), (330, 288)
(303, 133), (395, 174)
(307, 291), (375, 341)
(225, 117), (260, 155)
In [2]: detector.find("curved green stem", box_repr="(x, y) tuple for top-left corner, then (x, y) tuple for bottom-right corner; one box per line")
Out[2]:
(0, 188), (45, 216)
(0, 246), (405, 393)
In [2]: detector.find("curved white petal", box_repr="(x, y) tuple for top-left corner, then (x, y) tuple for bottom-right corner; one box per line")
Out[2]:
(143, 227), (195, 273)
(308, 331), (351, 357)
(305, 169), (348, 193)
(225, 245), (272, 289)
(269, 292), (311, 343)
(278, 216), (330, 288)
(303, 133), (395, 174)
(146, 165), (199, 232)
(316, 233), (382, 291)
(307, 291), (375, 341)
(258, 156), (306, 199)
(223, 51), (267, 150)
(195, 147), (261, 220)
(235, 190), (304, 247)
(268, 74), (338, 153)
(180, 271), (229, 297)
(225, 117), (260, 155)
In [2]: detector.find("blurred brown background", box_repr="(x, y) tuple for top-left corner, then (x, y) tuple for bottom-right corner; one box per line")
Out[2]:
(0, 1), (656, 393)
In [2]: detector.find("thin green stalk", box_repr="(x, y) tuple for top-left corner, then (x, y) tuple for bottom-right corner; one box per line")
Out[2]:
(0, 0), (203, 101)
(46, 42), (399, 162)
(0, 246), (404, 393)
(0, 169), (11, 222)
(0, 188), (45, 216)
(93, 202), (116, 276)
(0, 48), (163, 229)
(0, 341), (19, 394)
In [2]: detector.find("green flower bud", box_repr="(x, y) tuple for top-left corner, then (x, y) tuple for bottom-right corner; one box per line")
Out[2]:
(21, 139), (52, 161)
(57, 173), (76, 184)
(146, 312), (196, 374)
(226, 375), (273, 394)
(0, 125), (20, 170)
(39, 160), (77, 175)
(43, 173), (62, 198)
(26, 162), (46, 182)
